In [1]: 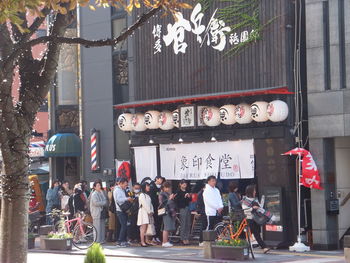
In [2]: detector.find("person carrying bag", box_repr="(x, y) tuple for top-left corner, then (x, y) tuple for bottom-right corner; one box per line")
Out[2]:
(241, 184), (273, 254)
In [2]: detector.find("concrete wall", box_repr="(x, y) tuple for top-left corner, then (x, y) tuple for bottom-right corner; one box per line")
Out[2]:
(80, 7), (115, 185)
(306, 0), (350, 248)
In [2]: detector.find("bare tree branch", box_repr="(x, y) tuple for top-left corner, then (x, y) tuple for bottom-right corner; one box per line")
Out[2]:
(0, 7), (160, 70)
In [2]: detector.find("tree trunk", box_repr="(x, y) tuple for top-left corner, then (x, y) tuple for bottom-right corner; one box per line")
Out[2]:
(0, 139), (30, 263)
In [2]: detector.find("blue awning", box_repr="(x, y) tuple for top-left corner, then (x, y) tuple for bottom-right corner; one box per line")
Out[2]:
(44, 133), (82, 157)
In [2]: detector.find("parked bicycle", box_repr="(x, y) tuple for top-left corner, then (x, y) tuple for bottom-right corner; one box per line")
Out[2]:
(49, 210), (96, 250)
(168, 212), (202, 243)
(214, 209), (255, 259)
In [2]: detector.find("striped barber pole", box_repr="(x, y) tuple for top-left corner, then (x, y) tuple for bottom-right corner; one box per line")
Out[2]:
(90, 129), (100, 172)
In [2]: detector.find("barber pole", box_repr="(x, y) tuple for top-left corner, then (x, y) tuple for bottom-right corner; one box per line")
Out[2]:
(91, 129), (100, 172)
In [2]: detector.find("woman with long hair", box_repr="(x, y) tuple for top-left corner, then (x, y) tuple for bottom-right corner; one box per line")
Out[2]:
(241, 184), (271, 254)
(137, 182), (154, 247)
(228, 181), (241, 212)
(174, 179), (192, 245)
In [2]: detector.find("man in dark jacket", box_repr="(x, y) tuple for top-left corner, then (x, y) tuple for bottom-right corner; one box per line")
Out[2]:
(148, 176), (165, 243)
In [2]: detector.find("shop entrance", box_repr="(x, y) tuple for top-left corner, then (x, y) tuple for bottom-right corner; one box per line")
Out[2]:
(335, 137), (350, 243)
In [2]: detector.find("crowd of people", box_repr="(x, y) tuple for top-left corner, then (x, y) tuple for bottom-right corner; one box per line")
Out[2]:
(42, 175), (273, 252)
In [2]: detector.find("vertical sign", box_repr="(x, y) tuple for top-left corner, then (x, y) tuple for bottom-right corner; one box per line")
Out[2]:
(90, 129), (100, 172)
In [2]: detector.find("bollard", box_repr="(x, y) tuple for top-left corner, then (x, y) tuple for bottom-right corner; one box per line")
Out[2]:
(202, 231), (216, 259)
(345, 236), (350, 263)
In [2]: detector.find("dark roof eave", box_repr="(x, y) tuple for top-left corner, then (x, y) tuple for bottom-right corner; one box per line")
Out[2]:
(114, 86), (293, 110)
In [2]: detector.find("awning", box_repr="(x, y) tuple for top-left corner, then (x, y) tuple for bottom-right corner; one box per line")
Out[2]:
(114, 86), (293, 109)
(44, 133), (82, 157)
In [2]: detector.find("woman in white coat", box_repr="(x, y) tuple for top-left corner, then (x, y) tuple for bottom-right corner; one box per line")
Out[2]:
(137, 182), (154, 247)
(90, 181), (108, 243)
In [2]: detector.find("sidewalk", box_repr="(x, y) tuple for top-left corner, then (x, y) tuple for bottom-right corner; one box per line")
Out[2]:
(30, 241), (347, 263)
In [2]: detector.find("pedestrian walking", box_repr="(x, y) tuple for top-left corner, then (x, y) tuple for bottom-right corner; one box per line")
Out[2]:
(159, 181), (177, 248)
(137, 182), (154, 247)
(174, 179), (192, 245)
(203, 176), (223, 230)
(114, 178), (134, 247)
(241, 184), (271, 254)
(90, 181), (108, 244)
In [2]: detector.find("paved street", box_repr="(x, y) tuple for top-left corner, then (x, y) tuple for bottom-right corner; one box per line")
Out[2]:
(28, 243), (347, 263)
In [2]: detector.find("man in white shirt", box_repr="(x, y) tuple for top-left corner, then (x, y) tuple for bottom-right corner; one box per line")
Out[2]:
(203, 176), (223, 230)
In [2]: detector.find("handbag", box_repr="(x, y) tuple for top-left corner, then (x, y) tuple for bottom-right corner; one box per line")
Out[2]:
(252, 210), (269, 225)
(157, 207), (166, 216)
(120, 201), (133, 213)
(100, 206), (109, 219)
(146, 215), (156, 236)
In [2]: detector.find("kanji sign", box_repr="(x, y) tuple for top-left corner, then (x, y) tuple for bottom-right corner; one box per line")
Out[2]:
(160, 140), (255, 180)
(153, 3), (255, 55)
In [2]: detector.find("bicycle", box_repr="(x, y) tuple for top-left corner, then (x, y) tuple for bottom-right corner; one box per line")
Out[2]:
(52, 211), (97, 250)
(214, 209), (255, 259)
(168, 212), (201, 244)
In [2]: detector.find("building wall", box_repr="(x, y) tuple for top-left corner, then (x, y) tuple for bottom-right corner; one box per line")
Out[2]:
(80, 7), (115, 184)
(131, 0), (295, 100)
(306, 0), (350, 249)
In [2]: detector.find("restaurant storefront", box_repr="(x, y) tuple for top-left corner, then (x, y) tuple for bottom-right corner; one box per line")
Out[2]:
(112, 0), (306, 248)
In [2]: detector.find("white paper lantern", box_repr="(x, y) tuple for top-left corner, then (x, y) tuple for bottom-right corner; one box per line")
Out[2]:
(132, 113), (147, 132)
(251, 101), (269, 122)
(159, 111), (174, 130)
(267, 100), (289, 122)
(144, 110), (160, 129)
(219, 104), (236, 125)
(117, 113), (133, 131)
(203, 107), (221, 127)
(172, 109), (179, 128)
(235, 103), (252, 124)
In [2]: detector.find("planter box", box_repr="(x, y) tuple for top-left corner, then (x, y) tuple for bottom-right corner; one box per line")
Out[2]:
(44, 238), (73, 251)
(39, 225), (53, 235)
(28, 237), (35, 249)
(211, 245), (249, 261)
(40, 235), (47, 249)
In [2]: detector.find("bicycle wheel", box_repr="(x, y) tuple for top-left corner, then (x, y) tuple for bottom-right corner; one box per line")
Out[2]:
(72, 221), (96, 249)
(214, 223), (230, 239)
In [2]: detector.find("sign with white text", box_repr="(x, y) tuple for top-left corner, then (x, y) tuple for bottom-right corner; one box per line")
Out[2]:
(160, 140), (255, 180)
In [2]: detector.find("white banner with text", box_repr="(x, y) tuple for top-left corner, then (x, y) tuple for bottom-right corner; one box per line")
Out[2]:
(160, 140), (255, 180)
(134, 146), (158, 183)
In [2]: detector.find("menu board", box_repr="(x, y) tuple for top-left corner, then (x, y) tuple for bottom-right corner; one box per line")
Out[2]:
(264, 187), (282, 229)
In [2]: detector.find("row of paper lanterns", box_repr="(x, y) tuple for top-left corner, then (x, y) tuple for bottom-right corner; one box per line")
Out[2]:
(118, 100), (289, 132)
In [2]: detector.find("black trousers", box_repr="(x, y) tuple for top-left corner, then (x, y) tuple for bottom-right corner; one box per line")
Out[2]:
(127, 213), (139, 241)
(206, 215), (221, 231)
(154, 213), (162, 240)
(198, 214), (208, 242)
(247, 219), (267, 249)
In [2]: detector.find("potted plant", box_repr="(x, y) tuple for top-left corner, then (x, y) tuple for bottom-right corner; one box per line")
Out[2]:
(211, 238), (249, 260)
(84, 243), (106, 263)
(28, 233), (36, 249)
(43, 232), (73, 250)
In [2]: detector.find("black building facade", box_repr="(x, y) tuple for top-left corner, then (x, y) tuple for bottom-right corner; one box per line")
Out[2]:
(115, 0), (306, 247)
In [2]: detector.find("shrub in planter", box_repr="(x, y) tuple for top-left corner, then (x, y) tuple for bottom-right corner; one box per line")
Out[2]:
(212, 239), (249, 260)
(84, 243), (106, 263)
(44, 232), (73, 251)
